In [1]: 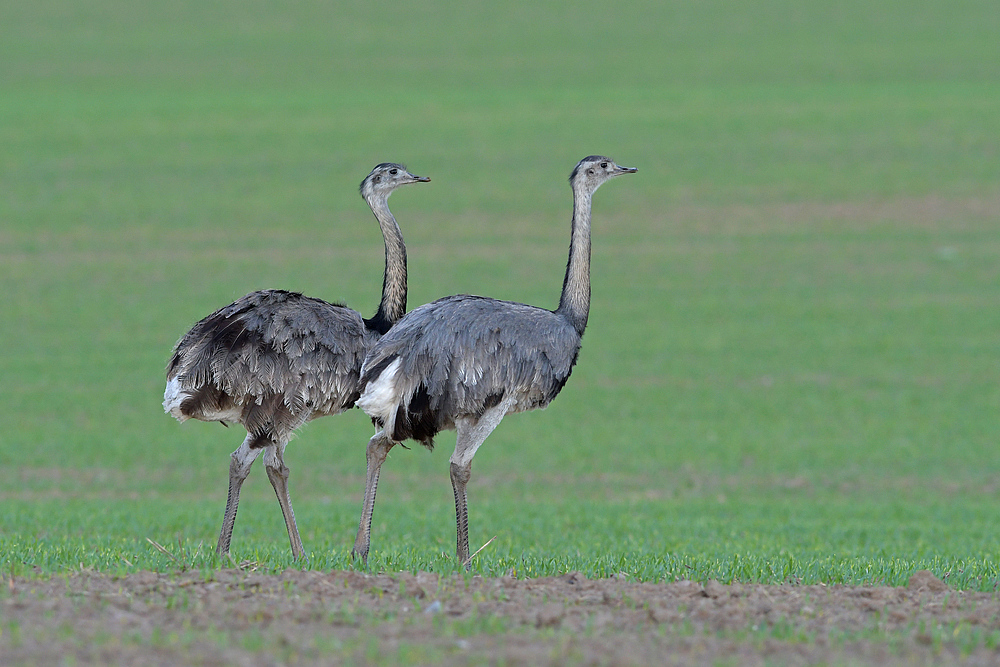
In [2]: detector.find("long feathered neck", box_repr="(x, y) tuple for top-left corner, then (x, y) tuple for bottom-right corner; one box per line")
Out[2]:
(363, 194), (407, 335)
(556, 183), (593, 337)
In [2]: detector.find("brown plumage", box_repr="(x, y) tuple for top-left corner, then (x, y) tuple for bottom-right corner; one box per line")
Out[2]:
(163, 163), (429, 560)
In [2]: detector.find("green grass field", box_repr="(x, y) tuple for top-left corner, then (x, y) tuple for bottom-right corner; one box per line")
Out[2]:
(2, 0), (999, 593)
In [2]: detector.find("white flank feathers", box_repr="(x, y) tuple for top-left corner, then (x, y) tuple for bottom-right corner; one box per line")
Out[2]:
(356, 357), (403, 427)
(163, 376), (242, 424)
(162, 376), (189, 422)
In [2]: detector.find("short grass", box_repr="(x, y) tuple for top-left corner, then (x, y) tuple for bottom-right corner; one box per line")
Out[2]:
(2, 0), (1000, 595)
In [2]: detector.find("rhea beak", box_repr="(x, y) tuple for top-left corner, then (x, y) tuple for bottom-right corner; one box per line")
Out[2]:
(412, 175), (431, 183)
(617, 165), (638, 174)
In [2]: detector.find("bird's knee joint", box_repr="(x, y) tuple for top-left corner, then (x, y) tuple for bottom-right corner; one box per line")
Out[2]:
(230, 454), (253, 478)
(267, 463), (290, 479)
(367, 434), (393, 464)
(450, 461), (472, 485)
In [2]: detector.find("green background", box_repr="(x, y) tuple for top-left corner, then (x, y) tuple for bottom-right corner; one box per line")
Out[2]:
(2, 0), (999, 588)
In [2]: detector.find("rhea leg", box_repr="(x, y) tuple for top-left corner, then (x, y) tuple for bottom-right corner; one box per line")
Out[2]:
(352, 430), (395, 565)
(450, 402), (510, 565)
(263, 441), (306, 561)
(449, 459), (473, 565)
(218, 434), (263, 556)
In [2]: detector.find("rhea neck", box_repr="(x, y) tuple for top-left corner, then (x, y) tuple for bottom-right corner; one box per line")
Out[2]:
(556, 182), (594, 337)
(363, 192), (407, 335)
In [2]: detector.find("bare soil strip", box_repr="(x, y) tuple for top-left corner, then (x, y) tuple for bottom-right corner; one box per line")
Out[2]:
(3, 569), (999, 665)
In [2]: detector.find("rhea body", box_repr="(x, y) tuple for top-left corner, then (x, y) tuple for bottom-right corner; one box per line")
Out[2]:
(352, 156), (636, 564)
(163, 163), (429, 560)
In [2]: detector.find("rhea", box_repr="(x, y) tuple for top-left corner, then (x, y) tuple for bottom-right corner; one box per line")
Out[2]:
(163, 163), (429, 560)
(352, 156), (636, 564)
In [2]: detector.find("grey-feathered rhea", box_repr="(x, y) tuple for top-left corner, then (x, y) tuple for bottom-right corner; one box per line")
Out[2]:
(163, 163), (429, 561)
(352, 156), (636, 565)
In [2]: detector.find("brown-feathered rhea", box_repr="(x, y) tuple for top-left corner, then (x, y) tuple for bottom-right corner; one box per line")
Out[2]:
(351, 156), (636, 565)
(163, 163), (429, 560)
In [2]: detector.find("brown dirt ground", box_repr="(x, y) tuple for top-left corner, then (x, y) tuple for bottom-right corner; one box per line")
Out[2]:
(2, 568), (999, 666)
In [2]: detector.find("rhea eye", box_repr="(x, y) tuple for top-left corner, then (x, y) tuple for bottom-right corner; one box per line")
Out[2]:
(600, 162), (608, 169)
(389, 169), (398, 175)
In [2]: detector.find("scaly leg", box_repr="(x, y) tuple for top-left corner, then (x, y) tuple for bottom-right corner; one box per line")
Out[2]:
(450, 459), (473, 564)
(451, 401), (511, 566)
(263, 442), (306, 561)
(352, 431), (394, 565)
(218, 435), (263, 556)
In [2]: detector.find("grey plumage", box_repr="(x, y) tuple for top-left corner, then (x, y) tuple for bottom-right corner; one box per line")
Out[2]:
(166, 290), (372, 435)
(163, 163), (429, 560)
(352, 156), (636, 565)
(359, 295), (581, 448)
